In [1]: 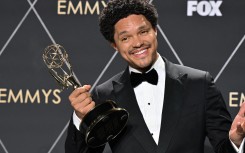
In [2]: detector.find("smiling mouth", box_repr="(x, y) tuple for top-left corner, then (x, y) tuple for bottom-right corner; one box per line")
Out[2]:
(134, 49), (147, 55)
(130, 46), (149, 55)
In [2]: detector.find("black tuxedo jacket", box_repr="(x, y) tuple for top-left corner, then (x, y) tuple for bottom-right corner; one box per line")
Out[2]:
(65, 58), (236, 153)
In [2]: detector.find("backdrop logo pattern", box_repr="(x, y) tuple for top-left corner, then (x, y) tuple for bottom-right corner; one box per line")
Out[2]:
(229, 92), (245, 107)
(0, 0), (244, 153)
(187, 0), (223, 16)
(0, 88), (61, 104)
(57, 0), (107, 15)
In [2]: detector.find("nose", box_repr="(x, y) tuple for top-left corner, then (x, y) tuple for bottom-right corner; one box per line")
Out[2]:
(132, 36), (143, 48)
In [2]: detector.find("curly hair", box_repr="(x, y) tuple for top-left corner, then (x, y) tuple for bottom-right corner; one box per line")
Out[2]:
(99, 0), (158, 43)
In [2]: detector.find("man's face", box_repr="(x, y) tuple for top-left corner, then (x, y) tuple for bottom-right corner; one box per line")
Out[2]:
(112, 14), (158, 72)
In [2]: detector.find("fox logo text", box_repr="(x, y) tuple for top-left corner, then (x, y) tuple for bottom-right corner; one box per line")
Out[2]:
(187, 1), (223, 16)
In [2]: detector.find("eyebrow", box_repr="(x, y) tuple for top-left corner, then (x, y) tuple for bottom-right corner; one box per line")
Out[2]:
(138, 25), (148, 30)
(118, 25), (148, 36)
(118, 31), (128, 36)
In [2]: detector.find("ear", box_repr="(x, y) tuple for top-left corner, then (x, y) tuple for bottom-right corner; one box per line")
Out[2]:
(154, 27), (157, 36)
(110, 42), (118, 51)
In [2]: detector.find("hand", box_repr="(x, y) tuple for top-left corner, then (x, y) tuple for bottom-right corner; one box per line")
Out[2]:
(229, 102), (245, 147)
(68, 85), (95, 120)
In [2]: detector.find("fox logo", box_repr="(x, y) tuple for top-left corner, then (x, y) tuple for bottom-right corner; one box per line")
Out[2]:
(187, 1), (223, 16)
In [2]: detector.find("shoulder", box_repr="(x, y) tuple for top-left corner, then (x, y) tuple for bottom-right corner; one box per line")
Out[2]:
(176, 64), (207, 77)
(92, 70), (125, 100)
(167, 62), (218, 96)
(97, 71), (124, 89)
(166, 59), (210, 81)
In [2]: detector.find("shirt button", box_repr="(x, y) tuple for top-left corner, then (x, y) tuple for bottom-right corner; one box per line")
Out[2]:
(148, 103), (150, 105)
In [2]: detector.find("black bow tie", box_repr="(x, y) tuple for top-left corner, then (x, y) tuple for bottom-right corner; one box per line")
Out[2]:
(130, 68), (158, 88)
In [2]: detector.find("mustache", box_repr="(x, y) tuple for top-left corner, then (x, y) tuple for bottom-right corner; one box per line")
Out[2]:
(129, 43), (151, 53)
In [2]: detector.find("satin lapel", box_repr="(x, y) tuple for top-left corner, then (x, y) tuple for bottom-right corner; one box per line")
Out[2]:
(157, 60), (186, 153)
(113, 69), (157, 153)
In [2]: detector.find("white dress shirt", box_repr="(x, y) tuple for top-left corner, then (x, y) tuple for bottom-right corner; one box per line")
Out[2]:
(129, 54), (165, 145)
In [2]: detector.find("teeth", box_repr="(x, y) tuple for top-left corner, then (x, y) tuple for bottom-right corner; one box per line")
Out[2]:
(135, 49), (146, 55)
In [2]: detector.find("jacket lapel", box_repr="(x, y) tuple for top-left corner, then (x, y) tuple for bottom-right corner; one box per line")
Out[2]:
(157, 59), (187, 153)
(112, 68), (157, 153)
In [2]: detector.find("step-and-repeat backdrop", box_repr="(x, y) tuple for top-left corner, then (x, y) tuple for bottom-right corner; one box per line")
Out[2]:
(0, 0), (244, 153)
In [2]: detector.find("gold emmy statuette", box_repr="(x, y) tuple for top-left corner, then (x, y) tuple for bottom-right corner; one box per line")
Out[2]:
(42, 44), (129, 148)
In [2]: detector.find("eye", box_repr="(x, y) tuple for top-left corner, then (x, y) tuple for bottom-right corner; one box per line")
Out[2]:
(140, 30), (149, 35)
(121, 37), (128, 42)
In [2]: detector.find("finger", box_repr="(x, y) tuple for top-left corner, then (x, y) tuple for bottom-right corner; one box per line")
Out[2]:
(72, 92), (91, 103)
(77, 101), (95, 118)
(70, 85), (91, 98)
(238, 102), (245, 116)
(69, 87), (91, 104)
(83, 85), (92, 91)
(79, 96), (93, 108)
(236, 122), (243, 134)
(72, 95), (92, 109)
(241, 121), (245, 130)
(236, 122), (245, 137)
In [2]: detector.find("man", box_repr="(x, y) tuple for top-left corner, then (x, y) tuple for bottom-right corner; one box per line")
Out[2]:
(65, 0), (245, 152)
